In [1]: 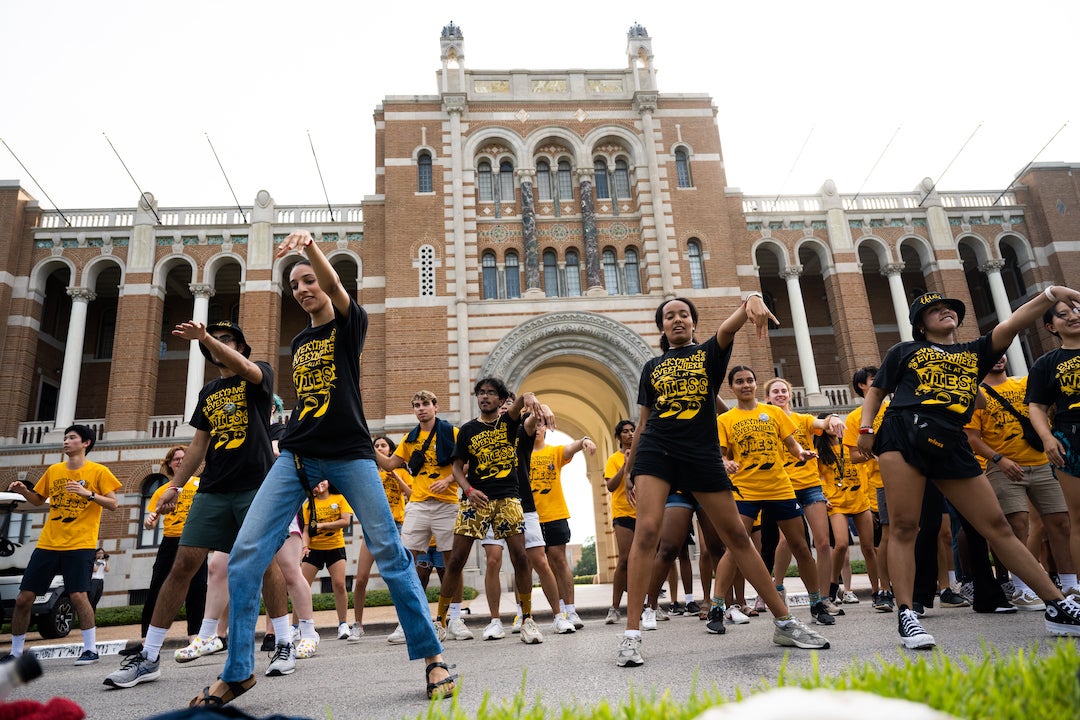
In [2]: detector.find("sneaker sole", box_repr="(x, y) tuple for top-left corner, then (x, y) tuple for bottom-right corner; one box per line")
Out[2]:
(872, 605), (892, 613)
(520, 636), (543, 644)
(74, 659), (100, 665)
(899, 634), (935, 650)
(483, 633), (506, 640)
(1015, 603), (1047, 611)
(104, 670), (161, 688)
(616, 657), (644, 667)
(773, 635), (830, 650)
(450, 634), (475, 641)
(940, 602), (971, 608)
(812, 616), (836, 626)
(705, 623), (726, 635)
(346, 637), (364, 644)
(266, 665), (296, 677)
(1045, 619), (1080, 636)
(387, 638), (406, 645)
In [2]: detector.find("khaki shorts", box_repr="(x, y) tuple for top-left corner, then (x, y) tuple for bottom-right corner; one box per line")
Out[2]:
(454, 497), (524, 541)
(986, 462), (1067, 516)
(400, 498), (459, 553)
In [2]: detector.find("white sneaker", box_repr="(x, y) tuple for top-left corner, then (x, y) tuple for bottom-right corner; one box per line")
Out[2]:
(482, 618), (505, 640)
(605, 607), (620, 624)
(1012, 589), (1047, 611)
(725, 605), (751, 624)
(615, 635), (643, 667)
(294, 637), (318, 659)
(841, 590), (860, 604)
(433, 620), (448, 642)
(519, 616), (544, 644)
(511, 614), (522, 633)
(567, 610), (584, 629)
(347, 623), (363, 643)
(265, 642), (296, 676)
(174, 635), (224, 663)
(552, 612), (576, 634)
(291, 626), (300, 645)
(387, 624), (406, 644)
(447, 617), (474, 640)
(641, 606), (658, 631)
(337, 622), (351, 640)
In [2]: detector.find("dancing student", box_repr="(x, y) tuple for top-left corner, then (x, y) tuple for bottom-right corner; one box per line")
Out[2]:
(858, 288), (1080, 650)
(617, 296), (830, 668)
(299, 479), (354, 640)
(604, 419), (636, 624)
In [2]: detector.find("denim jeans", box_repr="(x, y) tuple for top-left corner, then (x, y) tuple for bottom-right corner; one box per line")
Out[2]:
(222, 450), (441, 681)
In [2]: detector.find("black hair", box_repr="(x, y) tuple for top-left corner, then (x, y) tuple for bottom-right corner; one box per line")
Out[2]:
(374, 435), (397, 454)
(1043, 300), (1068, 338)
(813, 413), (841, 467)
(654, 297), (699, 352)
(65, 424), (96, 453)
(325, 480), (341, 496)
(473, 377), (510, 401)
(613, 419), (635, 437)
(726, 365), (756, 386)
(851, 366), (878, 398)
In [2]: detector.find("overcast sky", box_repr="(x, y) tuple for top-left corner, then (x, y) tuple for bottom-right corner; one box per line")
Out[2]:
(2, 1), (1077, 211)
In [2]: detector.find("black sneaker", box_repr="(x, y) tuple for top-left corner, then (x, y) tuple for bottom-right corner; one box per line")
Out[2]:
(810, 601), (836, 625)
(260, 633), (276, 652)
(939, 588), (971, 608)
(668, 601), (685, 617)
(704, 606), (726, 635)
(118, 643), (144, 657)
(684, 600), (702, 616)
(912, 602), (926, 617)
(897, 607), (935, 649)
(1045, 597), (1080, 637)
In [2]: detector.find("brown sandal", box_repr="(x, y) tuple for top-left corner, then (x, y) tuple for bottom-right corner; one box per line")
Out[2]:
(190, 675), (257, 707)
(425, 661), (457, 700)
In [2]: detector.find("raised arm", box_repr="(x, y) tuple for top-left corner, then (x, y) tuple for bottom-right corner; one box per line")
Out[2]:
(173, 321), (264, 385)
(991, 285), (1080, 355)
(277, 231), (352, 317)
(717, 294), (779, 347)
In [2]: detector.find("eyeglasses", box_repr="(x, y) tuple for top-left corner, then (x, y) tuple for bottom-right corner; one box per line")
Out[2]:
(211, 334), (235, 344)
(476, 389), (500, 397)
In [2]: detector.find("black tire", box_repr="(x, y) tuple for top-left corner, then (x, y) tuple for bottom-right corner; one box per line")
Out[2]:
(36, 595), (74, 639)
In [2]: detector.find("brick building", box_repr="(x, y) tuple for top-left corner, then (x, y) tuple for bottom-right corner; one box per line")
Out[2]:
(0, 23), (1076, 606)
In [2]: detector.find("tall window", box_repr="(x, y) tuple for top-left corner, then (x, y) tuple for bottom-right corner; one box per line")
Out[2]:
(505, 252), (521, 298)
(557, 160), (573, 202)
(418, 151), (433, 193)
(543, 250), (559, 297)
(565, 250), (582, 297)
(602, 248), (620, 293)
(687, 240), (706, 289)
(499, 161), (515, 203)
(419, 245), (436, 296)
(478, 161), (493, 202)
(594, 159), (610, 199)
(481, 252), (498, 299)
(675, 149), (692, 188)
(95, 308), (116, 359)
(536, 160), (552, 202)
(614, 159), (631, 200)
(138, 474), (168, 548)
(624, 248), (641, 294)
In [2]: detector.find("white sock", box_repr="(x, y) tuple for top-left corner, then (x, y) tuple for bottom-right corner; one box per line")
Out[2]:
(82, 626), (96, 652)
(299, 618), (318, 640)
(1059, 573), (1078, 589)
(144, 625), (168, 662)
(271, 615), (291, 644)
(449, 602), (461, 621)
(624, 629), (642, 639)
(559, 599), (567, 613)
(199, 618), (219, 639)
(515, 603), (522, 616)
(11, 634), (25, 657)
(685, 593), (695, 605)
(565, 603), (575, 615)
(1013, 576), (1032, 593)
(948, 570), (956, 585)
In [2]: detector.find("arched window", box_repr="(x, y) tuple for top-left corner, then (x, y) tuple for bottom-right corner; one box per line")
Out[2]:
(594, 159), (610, 199)
(614, 159), (631, 200)
(481, 251), (498, 299)
(536, 160), (552, 202)
(624, 248), (641, 294)
(687, 240), (706, 289)
(543, 250), (559, 297)
(138, 474), (169, 549)
(95, 308), (116, 359)
(505, 252), (521, 298)
(602, 248), (620, 293)
(419, 245), (436, 297)
(565, 249), (582, 297)
(499, 161), (515, 203)
(418, 151), (433, 193)
(675, 148), (692, 188)
(477, 161), (493, 202)
(557, 160), (573, 202)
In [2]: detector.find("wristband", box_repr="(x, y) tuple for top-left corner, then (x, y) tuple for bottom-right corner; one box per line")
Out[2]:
(1044, 286), (1056, 303)
(991, 453), (1004, 464)
(858, 426), (875, 435)
(464, 486), (474, 497)
(743, 292), (764, 308)
(89, 492), (96, 502)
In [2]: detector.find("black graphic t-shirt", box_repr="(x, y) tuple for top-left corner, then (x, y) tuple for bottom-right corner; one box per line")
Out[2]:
(281, 299), (375, 460)
(635, 336), (733, 463)
(515, 425), (537, 514)
(190, 361), (275, 493)
(1026, 347), (1080, 426)
(454, 414), (523, 500)
(874, 333), (998, 426)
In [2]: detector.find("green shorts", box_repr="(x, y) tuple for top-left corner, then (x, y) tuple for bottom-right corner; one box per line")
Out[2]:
(179, 487), (260, 553)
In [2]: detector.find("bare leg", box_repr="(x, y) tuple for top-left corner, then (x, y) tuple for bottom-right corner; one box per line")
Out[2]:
(483, 543), (504, 620)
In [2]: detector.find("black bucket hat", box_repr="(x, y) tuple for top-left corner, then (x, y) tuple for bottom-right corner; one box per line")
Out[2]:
(908, 292), (966, 340)
(199, 321), (251, 365)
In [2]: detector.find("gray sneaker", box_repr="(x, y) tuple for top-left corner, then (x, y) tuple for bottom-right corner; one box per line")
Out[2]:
(519, 616), (544, 644)
(387, 624), (406, 644)
(773, 617), (831, 649)
(616, 635), (643, 667)
(74, 650), (99, 666)
(265, 642), (296, 677)
(103, 651), (160, 688)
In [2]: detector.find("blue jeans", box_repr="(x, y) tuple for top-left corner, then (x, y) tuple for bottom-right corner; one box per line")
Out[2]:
(223, 450), (441, 681)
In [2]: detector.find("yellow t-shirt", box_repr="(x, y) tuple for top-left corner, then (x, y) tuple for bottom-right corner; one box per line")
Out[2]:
(965, 376), (1047, 469)
(604, 451), (635, 520)
(34, 461), (122, 551)
(394, 426), (459, 504)
(843, 400), (888, 497)
(530, 445), (571, 523)
(717, 404), (798, 501)
(783, 411), (823, 491)
(381, 470), (409, 524)
(819, 444), (870, 516)
(302, 493), (354, 551)
(147, 476), (201, 538)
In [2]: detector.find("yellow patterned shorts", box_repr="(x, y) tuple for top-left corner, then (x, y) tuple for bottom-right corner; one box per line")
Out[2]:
(454, 496), (524, 540)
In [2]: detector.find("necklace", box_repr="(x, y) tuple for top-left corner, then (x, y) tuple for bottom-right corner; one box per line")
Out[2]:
(478, 415), (500, 428)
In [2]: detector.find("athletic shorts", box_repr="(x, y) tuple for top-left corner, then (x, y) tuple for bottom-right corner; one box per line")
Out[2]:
(665, 489), (700, 511)
(540, 518), (571, 547)
(631, 447), (734, 494)
(794, 484), (826, 507)
(987, 462), (1067, 516)
(1052, 424), (1080, 478)
(303, 546), (347, 570)
(401, 498), (458, 552)
(612, 516), (636, 531)
(876, 487), (889, 525)
(415, 546), (444, 570)
(454, 497), (524, 540)
(21, 548), (95, 595)
(874, 413), (982, 481)
(481, 510), (544, 549)
(734, 498), (803, 523)
(179, 488), (260, 553)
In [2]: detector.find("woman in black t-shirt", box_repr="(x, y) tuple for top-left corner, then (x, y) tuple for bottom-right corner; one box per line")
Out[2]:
(858, 287), (1080, 651)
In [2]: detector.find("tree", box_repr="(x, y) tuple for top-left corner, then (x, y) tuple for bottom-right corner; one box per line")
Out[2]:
(573, 536), (596, 577)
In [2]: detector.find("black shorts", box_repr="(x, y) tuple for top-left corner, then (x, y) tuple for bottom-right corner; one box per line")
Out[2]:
(612, 516), (636, 531)
(21, 548), (95, 595)
(874, 413), (982, 481)
(540, 518), (571, 547)
(303, 546), (347, 571)
(631, 447), (734, 495)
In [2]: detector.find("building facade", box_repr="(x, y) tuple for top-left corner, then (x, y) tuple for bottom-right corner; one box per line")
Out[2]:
(1, 23), (1077, 605)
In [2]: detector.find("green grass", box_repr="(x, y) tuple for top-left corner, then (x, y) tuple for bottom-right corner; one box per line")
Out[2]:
(409, 641), (1080, 720)
(785, 559), (866, 578)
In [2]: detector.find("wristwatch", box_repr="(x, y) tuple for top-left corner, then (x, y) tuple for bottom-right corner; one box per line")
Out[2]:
(89, 492), (96, 502)
(991, 453), (1004, 464)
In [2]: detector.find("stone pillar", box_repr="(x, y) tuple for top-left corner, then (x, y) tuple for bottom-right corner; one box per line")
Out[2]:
(518, 169), (541, 294)
(781, 267), (824, 404)
(882, 263), (914, 341)
(982, 259), (1028, 373)
(184, 284), (215, 420)
(445, 95), (472, 413)
(239, 191), (281, 375)
(105, 285), (165, 441)
(54, 288), (95, 430)
(635, 93), (674, 297)
(577, 168), (603, 294)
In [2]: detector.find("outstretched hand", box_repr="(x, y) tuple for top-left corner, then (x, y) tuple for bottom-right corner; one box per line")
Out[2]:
(172, 321), (207, 342)
(276, 230), (314, 258)
(745, 296), (779, 339)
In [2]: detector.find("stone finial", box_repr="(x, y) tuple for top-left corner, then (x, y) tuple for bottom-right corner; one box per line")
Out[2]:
(442, 21), (462, 38)
(819, 179), (843, 211)
(628, 23), (649, 38)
